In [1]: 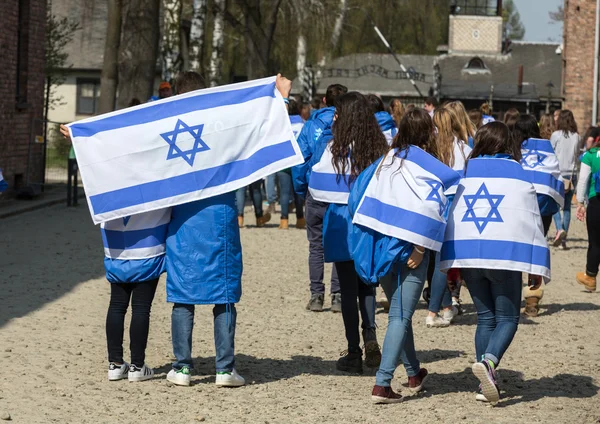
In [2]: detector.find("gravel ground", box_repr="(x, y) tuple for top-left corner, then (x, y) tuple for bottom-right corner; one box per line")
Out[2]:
(1, 204), (599, 423)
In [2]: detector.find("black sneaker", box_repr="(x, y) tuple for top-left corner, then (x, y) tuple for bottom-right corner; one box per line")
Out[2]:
(306, 294), (324, 312)
(331, 293), (342, 313)
(362, 328), (381, 368)
(336, 350), (363, 374)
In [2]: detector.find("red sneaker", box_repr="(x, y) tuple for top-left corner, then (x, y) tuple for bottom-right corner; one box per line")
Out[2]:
(371, 385), (403, 404)
(408, 368), (429, 392)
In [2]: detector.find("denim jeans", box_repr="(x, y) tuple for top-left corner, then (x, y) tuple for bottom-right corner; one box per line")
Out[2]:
(376, 251), (429, 387)
(427, 252), (452, 313)
(236, 181), (264, 218)
(277, 170), (304, 219)
(553, 176), (575, 236)
(461, 269), (521, 366)
(171, 303), (237, 372)
(335, 261), (376, 352)
(266, 174), (278, 204)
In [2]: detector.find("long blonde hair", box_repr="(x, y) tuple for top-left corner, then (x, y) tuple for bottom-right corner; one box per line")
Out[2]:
(389, 98), (405, 126)
(447, 101), (476, 141)
(433, 108), (456, 167)
(539, 113), (554, 140)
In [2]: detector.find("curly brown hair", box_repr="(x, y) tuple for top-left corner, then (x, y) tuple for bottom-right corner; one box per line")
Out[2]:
(331, 92), (388, 180)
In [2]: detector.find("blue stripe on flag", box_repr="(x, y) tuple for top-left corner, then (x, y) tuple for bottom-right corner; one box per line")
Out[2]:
(90, 140), (296, 215)
(358, 196), (445, 244)
(402, 146), (461, 188)
(101, 223), (169, 250)
(441, 239), (550, 268)
(289, 115), (304, 124)
(466, 158), (528, 181)
(70, 82), (276, 138)
(521, 138), (554, 153)
(529, 169), (565, 194)
(309, 172), (352, 193)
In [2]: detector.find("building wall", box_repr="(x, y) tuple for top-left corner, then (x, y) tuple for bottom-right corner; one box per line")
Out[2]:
(563, 0), (599, 131)
(449, 15), (503, 55)
(0, 0), (47, 194)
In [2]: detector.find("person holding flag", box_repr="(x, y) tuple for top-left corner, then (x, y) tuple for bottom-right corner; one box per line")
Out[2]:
(348, 108), (461, 403)
(440, 122), (551, 405)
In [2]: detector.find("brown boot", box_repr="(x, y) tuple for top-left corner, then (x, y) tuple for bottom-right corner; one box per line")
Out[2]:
(256, 212), (271, 227)
(524, 297), (539, 317)
(296, 217), (306, 229)
(279, 218), (289, 229)
(238, 216), (244, 228)
(576, 272), (597, 292)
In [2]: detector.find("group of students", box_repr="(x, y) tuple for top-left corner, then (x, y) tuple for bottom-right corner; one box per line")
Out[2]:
(61, 71), (600, 408)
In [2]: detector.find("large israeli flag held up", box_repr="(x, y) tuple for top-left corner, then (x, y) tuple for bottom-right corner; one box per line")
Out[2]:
(308, 143), (353, 204)
(352, 146), (461, 252)
(440, 157), (551, 280)
(520, 138), (565, 207)
(68, 76), (302, 224)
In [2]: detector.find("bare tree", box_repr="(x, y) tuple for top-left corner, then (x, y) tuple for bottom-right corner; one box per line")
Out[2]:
(317, 0), (347, 73)
(209, 0), (225, 86)
(549, 5), (564, 24)
(189, 0), (207, 73)
(99, 0), (122, 113)
(162, 0), (182, 81)
(117, 0), (161, 108)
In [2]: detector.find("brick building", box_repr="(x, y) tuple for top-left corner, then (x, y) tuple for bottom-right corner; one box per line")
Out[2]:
(0, 0), (46, 196)
(563, 0), (600, 130)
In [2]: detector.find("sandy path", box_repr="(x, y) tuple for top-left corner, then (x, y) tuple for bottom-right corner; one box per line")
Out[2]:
(1, 204), (599, 423)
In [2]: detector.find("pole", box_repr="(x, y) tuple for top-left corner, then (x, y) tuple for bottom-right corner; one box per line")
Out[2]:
(593, 0), (600, 125)
(368, 14), (425, 99)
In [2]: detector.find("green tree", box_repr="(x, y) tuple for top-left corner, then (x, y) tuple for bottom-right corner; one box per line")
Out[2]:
(502, 0), (525, 40)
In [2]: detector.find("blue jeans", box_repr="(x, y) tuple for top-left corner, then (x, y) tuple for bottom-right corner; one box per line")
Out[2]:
(266, 174), (277, 204)
(376, 251), (429, 387)
(428, 252), (452, 313)
(236, 181), (264, 218)
(553, 176), (575, 236)
(277, 170), (304, 219)
(171, 303), (237, 372)
(461, 269), (521, 366)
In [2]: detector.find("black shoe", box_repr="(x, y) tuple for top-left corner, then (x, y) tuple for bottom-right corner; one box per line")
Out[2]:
(306, 294), (324, 312)
(362, 328), (381, 368)
(336, 350), (363, 374)
(331, 293), (342, 313)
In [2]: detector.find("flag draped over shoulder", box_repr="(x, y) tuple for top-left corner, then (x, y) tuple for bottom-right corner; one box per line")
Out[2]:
(289, 115), (304, 139)
(445, 139), (472, 196)
(520, 138), (565, 207)
(308, 143), (353, 204)
(68, 76), (302, 224)
(440, 157), (551, 280)
(352, 146), (461, 252)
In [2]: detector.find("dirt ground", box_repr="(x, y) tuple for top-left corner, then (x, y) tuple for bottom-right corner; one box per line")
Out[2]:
(1, 203), (599, 424)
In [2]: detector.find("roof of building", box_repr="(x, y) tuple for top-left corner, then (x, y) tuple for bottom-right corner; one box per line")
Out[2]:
(438, 41), (563, 102)
(293, 53), (435, 98)
(52, 0), (107, 70)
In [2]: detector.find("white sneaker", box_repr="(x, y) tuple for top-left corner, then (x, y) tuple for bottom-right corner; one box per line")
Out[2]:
(108, 362), (130, 381)
(215, 369), (245, 387)
(167, 367), (191, 386)
(128, 364), (154, 382)
(442, 306), (459, 323)
(425, 315), (450, 328)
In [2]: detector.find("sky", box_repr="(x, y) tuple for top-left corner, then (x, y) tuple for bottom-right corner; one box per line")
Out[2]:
(513, 0), (563, 43)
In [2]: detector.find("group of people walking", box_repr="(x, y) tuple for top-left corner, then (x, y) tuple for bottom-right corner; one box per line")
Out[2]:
(59, 71), (597, 408)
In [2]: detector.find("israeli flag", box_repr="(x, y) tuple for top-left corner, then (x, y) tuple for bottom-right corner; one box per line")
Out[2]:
(383, 128), (397, 145)
(520, 138), (565, 207)
(440, 157), (551, 280)
(67, 76), (302, 224)
(352, 146), (461, 252)
(0, 168), (7, 192)
(101, 208), (171, 260)
(308, 143), (353, 204)
(290, 115), (304, 139)
(445, 138), (472, 196)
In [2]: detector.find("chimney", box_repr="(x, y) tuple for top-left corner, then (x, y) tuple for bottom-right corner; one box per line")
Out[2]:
(518, 65), (524, 95)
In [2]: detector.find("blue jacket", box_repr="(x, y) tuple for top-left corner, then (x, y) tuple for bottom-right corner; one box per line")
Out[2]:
(293, 127), (334, 199)
(165, 192), (242, 305)
(375, 111), (397, 135)
(347, 158), (413, 284)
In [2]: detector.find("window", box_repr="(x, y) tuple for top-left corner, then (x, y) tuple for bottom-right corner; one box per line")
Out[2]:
(466, 57), (486, 69)
(76, 79), (101, 115)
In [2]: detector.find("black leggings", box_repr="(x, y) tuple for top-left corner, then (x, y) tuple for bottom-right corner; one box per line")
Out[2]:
(335, 261), (376, 352)
(106, 280), (159, 367)
(586, 197), (600, 276)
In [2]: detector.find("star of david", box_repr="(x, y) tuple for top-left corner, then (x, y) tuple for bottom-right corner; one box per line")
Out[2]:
(461, 183), (505, 234)
(123, 216), (131, 227)
(160, 119), (209, 167)
(425, 180), (444, 215)
(520, 150), (547, 169)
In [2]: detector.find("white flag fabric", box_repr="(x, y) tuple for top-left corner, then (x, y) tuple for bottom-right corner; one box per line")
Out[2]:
(0, 168), (6, 192)
(290, 115), (304, 139)
(352, 146), (461, 252)
(67, 77), (302, 224)
(101, 209), (171, 260)
(383, 128), (397, 145)
(308, 142), (353, 204)
(520, 138), (565, 207)
(440, 157), (551, 280)
(445, 138), (472, 196)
